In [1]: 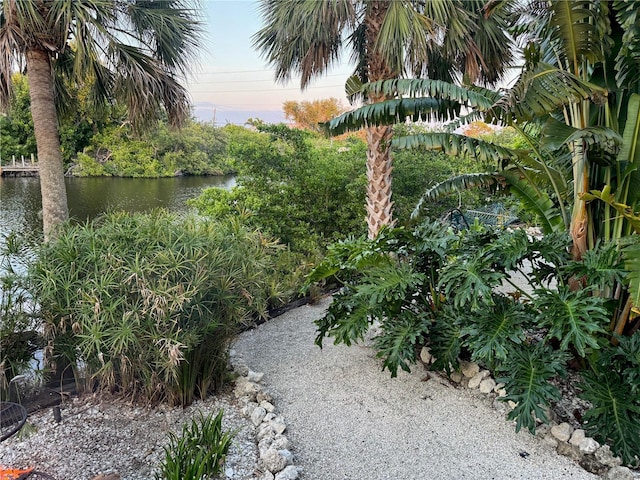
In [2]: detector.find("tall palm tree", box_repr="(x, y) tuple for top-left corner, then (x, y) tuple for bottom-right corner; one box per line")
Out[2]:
(0, 0), (201, 239)
(253, 0), (514, 238)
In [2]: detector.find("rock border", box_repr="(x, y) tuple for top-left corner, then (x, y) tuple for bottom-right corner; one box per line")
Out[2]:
(419, 347), (637, 480)
(229, 352), (299, 480)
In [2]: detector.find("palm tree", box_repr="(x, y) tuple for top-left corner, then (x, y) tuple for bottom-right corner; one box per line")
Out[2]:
(253, 0), (514, 238)
(0, 0), (201, 239)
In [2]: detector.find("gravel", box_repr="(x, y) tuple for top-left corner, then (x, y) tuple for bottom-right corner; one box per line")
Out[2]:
(233, 296), (600, 480)
(0, 393), (259, 479)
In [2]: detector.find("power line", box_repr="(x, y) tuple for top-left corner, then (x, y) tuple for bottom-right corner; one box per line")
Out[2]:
(189, 84), (345, 93)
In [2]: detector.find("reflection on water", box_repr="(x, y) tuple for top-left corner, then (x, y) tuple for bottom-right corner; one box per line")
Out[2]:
(0, 175), (235, 240)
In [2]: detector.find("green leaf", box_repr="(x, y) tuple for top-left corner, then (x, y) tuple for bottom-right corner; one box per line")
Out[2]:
(462, 295), (531, 368)
(497, 344), (567, 433)
(374, 310), (430, 377)
(580, 369), (640, 467)
(534, 286), (609, 357)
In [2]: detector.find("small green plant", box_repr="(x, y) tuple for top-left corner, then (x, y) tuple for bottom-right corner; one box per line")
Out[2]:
(158, 410), (235, 480)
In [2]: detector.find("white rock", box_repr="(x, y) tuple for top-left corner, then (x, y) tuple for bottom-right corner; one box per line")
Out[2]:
(493, 383), (505, 392)
(258, 437), (273, 455)
(257, 391), (273, 403)
(260, 472), (275, 480)
(271, 435), (289, 451)
(275, 466), (299, 480)
(479, 378), (496, 394)
(270, 417), (287, 435)
(260, 401), (276, 413)
(257, 424), (275, 441)
(264, 412), (276, 422)
(261, 448), (287, 473)
(233, 363), (249, 376)
(569, 429), (585, 447)
(497, 389), (507, 397)
(419, 346), (432, 364)
(595, 445), (623, 467)
(234, 378), (260, 401)
(241, 401), (259, 417)
(460, 361), (480, 378)
(225, 466), (234, 478)
(550, 422), (573, 443)
(251, 407), (267, 426)
(450, 371), (463, 383)
(604, 466), (634, 480)
(468, 370), (490, 389)
(541, 434), (558, 449)
(578, 437), (600, 454)
(278, 449), (294, 465)
(248, 370), (265, 383)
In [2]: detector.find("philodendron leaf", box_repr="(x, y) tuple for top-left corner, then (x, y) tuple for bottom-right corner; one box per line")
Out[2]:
(534, 285), (610, 357)
(497, 343), (567, 434)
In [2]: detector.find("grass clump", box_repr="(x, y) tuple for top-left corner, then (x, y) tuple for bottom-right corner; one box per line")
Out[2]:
(29, 210), (290, 405)
(158, 410), (234, 480)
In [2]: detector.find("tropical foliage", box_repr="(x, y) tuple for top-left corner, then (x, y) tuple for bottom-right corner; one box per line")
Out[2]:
(0, 0), (201, 237)
(308, 223), (640, 465)
(254, 0), (516, 238)
(28, 211), (294, 406)
(190, 124), (485, 254)
(74, 121), (234, 177)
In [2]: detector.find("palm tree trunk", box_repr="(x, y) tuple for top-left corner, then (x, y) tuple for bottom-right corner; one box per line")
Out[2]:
(365, 0), (394, 239)
(25, 48), (69, 240)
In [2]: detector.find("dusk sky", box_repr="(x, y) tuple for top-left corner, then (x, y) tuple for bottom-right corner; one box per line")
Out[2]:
(187, 1), (354, 125)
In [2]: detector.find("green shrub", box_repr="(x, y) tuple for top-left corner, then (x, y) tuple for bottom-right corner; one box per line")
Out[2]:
(158, 410), (234, 480)
(29, 211), (290, 405)
(0, 232), (39, 399)
(308, 222), (640, 464)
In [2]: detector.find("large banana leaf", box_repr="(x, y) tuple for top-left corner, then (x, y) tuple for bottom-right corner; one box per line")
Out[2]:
(503, 172), (566, 233)
(392, 132), (522, 162)
(619, 94), (640, 206)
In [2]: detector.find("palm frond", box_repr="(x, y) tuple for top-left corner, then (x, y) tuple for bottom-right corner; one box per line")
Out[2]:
(412, 173), (501, 219)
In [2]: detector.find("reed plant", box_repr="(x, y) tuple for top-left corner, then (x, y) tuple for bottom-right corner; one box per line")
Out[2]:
(29, 210), (289, 405)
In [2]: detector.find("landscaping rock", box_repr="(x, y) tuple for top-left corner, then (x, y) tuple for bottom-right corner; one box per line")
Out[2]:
(556, 442), (583, 462)
(604, 466), (634, 480)
(251, 406), (267, 426)
(272, 435), (289, 451)
(248, 370), (265, 383)
(257, 424), (276, 441)
(275, 466), (299, 480)
(479, 378), (496, 394)
(235, 378), (260, 401)
(460, 361), (480, 378)
(468, 370), (490, 389)
(270, 416), (287, 435)
(420, 347), (432, 364)
(579, 455), (608, 475)
(450, 371), (463, 384)
(578, 437), (600, 454)
(261, 448), (287, 473)
(541, 433), (558, 449)
(595, 446), (623, 468)
(260, 401), (276, 413)
(569, 429), (585, 447)
(278, 449), (294, 465)
(551, 422), (573, 442)
(257, 390), (273, 403)
(260, 472), (275, 480)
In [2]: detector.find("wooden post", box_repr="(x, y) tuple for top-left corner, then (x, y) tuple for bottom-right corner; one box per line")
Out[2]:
(31, 153), (35, 165)
(12, 155), (16, 166)
(21, 155), (25, 166)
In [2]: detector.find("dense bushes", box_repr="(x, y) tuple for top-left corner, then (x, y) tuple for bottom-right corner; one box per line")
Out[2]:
(190, 124), (485, 254)
(28, 211), (295, 405)
(73, 121), (233, 177)
(308, 223), (640, 466)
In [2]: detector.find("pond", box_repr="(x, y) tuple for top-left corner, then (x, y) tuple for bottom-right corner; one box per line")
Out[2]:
(0, 175), (235, 240)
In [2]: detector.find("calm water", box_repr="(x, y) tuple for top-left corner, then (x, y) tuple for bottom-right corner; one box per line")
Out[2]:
(0, 175), (235, 240)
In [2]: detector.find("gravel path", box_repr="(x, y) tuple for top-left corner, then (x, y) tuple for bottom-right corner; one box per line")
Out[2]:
(233, 296), (597, 480)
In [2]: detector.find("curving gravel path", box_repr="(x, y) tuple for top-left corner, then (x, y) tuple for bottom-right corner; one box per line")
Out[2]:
(233, 296), (597, 480)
